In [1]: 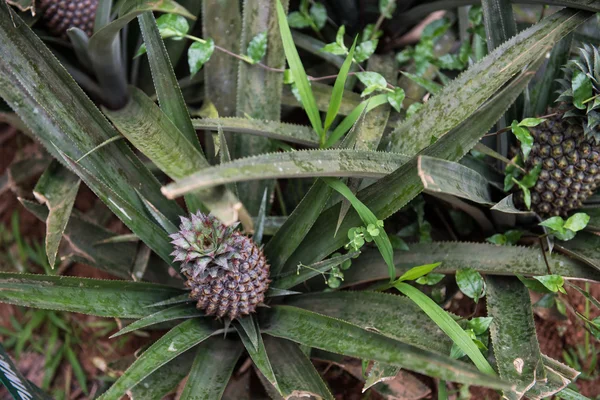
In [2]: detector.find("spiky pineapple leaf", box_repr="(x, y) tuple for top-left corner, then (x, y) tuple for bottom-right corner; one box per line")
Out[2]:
(99, 319), (215, 400)
(531, 34), (573, 116)
(261, 306), (512, 390)
(110, 303), (202, 338)
(555, 231), (600, 272)
(340, 244), (600, 287)
(58, 150), (176, 266)
(161, 149), (409, 197)
(20, 199), (176, 283)
(0, 6), (185, 259)
(417, 156), (494, 205)
(486, 276), (545, 399)
(390, 8), (592, 155)
(235, 0), (288, 214)
(492, 194), (535, 215)
(145, 293), (193, 308)
(193, 118), (319, 147)
(237, 315), (260, 351)
(525, 355), (580, 399)
(33, 162), (80, 268)
(179, 337), (243, 400)
(200, 0), (239, 114)
(265, 180), (333, 275)
(0, 273), (184, 318)
(284, 51), (544, 275)
(129, 350), (196, 400)
(235, 326), (278, 389)
(103, 87), (246, 226)
(364, 362), (401, 392)
(263, 336), (334, 400)
(285, 291), (455, 355)
(0, 157), (50, 197)
(138, 12), (200, 153)
(396, 1), (600, 26)
(272, 252), (358, 290)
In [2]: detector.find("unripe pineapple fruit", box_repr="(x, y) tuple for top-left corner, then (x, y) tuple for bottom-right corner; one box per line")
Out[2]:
(518, 45), (600, 216)
(170, 212), (270, 320)
(38, 0), (98, 38)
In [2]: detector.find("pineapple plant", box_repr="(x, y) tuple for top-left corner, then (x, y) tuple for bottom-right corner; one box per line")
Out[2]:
(171, 212), (270, 319)
(0, 0), (599, 398)
(516, 45), (600, 216)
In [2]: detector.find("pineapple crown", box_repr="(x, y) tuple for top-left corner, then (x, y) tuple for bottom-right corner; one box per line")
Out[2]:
(556, 44), (600, 142)
(169, 212), (243, 281)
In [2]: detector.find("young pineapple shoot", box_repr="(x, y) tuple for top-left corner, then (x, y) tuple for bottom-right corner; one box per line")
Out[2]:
(38, 0), (98, 38)
(519, 45), (600, 216)
(170, 212), (270, 320)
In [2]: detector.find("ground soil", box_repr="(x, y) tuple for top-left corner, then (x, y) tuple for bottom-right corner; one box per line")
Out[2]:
(1, 124), (599, 400)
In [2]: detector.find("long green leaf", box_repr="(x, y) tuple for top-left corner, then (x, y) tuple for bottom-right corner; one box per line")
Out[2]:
(111, 303), (202, 337)
(390, 8), (592, 155)
(285, 291), (455, 355)
(555, 231), (600, 273)
(20, 199), (177, 284)
(265, 179), (334, 275)
(395, 1), (600, 29)
(418, 156), (494, 205)
(394, 282), (496, 375)
(324, 39), (357, 133)
(526, 356), (580, 400)
(275, 0), (322, 138)
(341, 243), (600, 287)
(129, 350), (196, 400)
(162, 149), (409, 196)
(99, 319), (214, 400)
(261, 306), (511, 390)
(264, 336), (334, 400)
(235, 326), (278, 389)
(58, 151), (176, 266)
(138, 11), (200, 153)
(0, 273), (184, 318)
(0, 5), (184, 251)
(235, 0), (288, 214)
(33, 162), (81, 268)
(486, 276), (545, 399)
(192, 117), (319, 147)
(203, 0), (240, 118)
(532, 34), (573, 116)
(103, 87), (246, 226)
(180, 337), (243, 400)
(236, 315), (260, 351)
